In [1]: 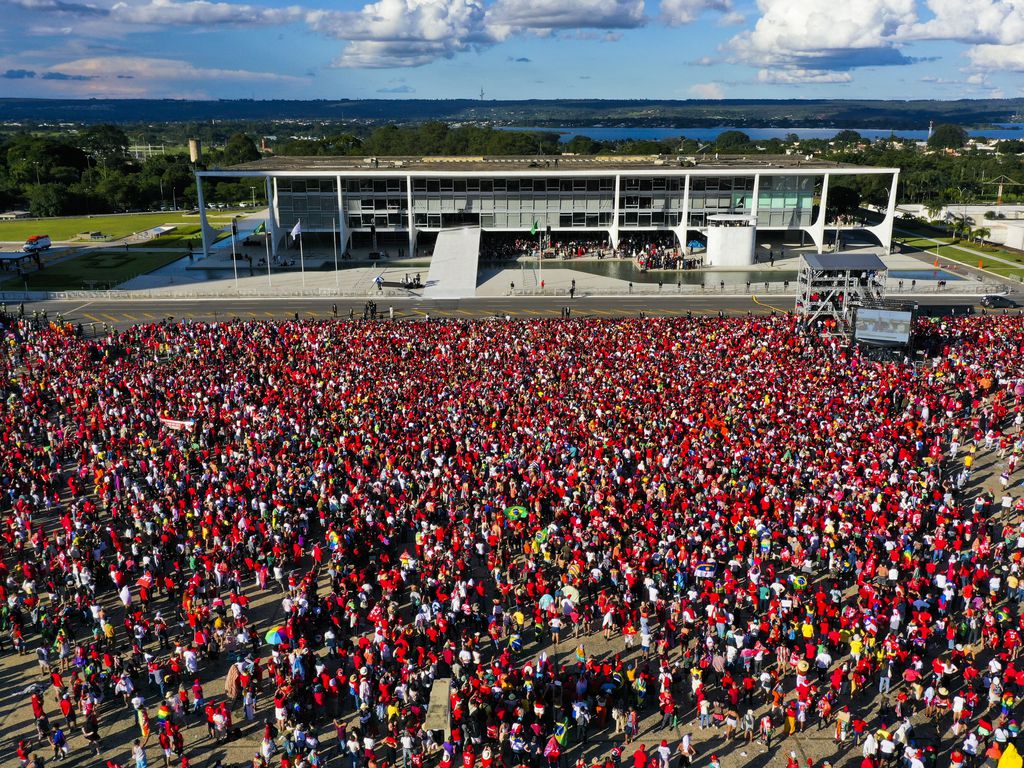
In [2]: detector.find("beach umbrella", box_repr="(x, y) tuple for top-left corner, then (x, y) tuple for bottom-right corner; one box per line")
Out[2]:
(694, 562), (717, 579)
(539, 594), (555, 610)
(265, 626), (288, 645)
(562, 585), (580, 602)
(504, 506), (529, 521)
(687, 240), (704, 249)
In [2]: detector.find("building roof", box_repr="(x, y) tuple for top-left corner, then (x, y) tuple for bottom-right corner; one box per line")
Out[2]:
(211, 153), (881, 175)
(802, 252), (887, 271)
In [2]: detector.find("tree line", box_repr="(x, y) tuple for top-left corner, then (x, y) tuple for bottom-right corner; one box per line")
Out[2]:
(2, 121), (1023, 219)
(0, 126), (264, 218)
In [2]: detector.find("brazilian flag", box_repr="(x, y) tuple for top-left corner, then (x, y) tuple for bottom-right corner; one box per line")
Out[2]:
(530, 220), (539, 236)
(554, 718), (570, 746)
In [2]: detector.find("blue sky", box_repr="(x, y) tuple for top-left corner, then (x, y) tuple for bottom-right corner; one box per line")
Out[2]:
(0, 0), (1022, 101)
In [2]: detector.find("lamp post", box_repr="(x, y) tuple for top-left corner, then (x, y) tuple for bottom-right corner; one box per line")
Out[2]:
(250, 186), (256, 208)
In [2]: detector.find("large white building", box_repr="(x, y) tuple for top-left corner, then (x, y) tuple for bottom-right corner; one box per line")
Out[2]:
(195, 155), (900, 265)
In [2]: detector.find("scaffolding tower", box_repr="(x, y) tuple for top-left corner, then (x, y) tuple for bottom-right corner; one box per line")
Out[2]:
(795, 252), (888, 335)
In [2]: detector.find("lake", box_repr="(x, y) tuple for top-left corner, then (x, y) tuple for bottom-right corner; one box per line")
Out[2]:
(500, 124), (1024, 143)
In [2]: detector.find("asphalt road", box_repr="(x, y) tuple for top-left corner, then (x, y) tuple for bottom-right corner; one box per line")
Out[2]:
(8, 294), (984, 329)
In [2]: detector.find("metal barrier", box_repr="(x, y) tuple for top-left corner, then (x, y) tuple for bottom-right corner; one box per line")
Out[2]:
(0, 281), (1007, 302)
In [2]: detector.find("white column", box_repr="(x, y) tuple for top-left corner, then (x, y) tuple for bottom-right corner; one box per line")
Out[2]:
(609, 174), (621, 248)
(750, 173), (760, 218)
(196, 175), (211, 259)
(680, 173), (690, 250)
(264, 176), (279, 260)
(406, 174), (416, 257)
(336, 174), (348, 254)
(270, 177), (281, 259)
(868, 170), (900, 254)
(808, 173), (830, 254)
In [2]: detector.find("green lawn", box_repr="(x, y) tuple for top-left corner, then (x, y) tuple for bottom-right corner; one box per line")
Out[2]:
(0, 213), (193, 243)
(897, 236), (1024, 272)
(0, 210), (257, 243)
(0, 249), (186, 290)
(126, 225), (229, 249)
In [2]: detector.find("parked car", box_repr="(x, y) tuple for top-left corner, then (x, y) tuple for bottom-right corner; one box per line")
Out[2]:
(981, 294), (1019, 308)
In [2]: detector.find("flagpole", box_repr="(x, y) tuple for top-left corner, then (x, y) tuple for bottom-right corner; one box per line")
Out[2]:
(265, 224), (272, 289)
(230, 216), (239, 292)
(538, 224), (543, 292)
(299, 229), (306, 289)
(333, 217), (339, 293)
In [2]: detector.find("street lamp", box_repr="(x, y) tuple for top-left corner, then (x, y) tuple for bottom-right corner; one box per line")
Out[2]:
(250, 186), (256, 208)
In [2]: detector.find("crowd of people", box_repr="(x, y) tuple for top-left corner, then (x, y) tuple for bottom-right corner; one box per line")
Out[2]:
(3, 311), (1024, 768)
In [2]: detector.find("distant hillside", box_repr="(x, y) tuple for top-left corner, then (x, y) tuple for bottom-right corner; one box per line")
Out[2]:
(2, 97), (1023, 128)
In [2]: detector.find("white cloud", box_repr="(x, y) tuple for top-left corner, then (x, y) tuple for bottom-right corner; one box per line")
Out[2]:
(740, 0), (916, 56)
(731, 0), (917, 75)
(902, 0), (1024, 45)
(109, 0), (304, 25)
(689, 81), (724, 98)
(757, 68), (853, 83)
(486, 0), (644, 33)
(54, 55), (305, 81)
(659, 0), (729, 25)
(308, 0), (492, 67)
(967, 42), (1024, 71)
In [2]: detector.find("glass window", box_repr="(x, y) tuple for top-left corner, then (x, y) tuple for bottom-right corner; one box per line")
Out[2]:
(426, 179), (440, 193)
(440, 178), (453, 192)
(480, 179), (493, 192)
(412, 179), (426, 192)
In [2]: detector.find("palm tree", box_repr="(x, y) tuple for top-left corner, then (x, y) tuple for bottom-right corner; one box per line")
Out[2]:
(925, 202), (944, 221)
(973, 226), (991, 244)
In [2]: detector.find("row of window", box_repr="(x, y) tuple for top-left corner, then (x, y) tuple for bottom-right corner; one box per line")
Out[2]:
(285, 194), (810, 219)
(279, 175), (818, 197)
(313, 209), (814, 231)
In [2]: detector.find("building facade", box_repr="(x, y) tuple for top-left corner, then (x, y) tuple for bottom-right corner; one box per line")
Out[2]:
(195, 155), (900, 260)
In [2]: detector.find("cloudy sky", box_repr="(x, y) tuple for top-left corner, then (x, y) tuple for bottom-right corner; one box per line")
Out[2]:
(0, 0), (1022, 100)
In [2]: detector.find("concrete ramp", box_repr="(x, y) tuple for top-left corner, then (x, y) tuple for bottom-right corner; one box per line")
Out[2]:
(422, 226), (481, 299)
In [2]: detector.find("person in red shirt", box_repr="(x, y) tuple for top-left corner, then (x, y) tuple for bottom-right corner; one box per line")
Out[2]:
(632, 745), (648, 768)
